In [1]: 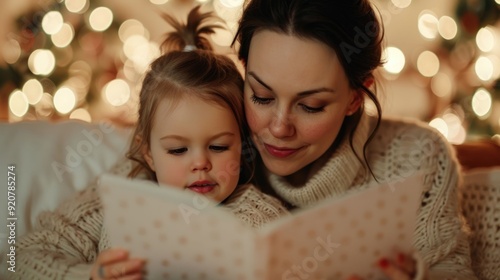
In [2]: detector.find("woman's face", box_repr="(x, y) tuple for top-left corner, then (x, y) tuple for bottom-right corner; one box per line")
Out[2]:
(244, 30), (362, 176)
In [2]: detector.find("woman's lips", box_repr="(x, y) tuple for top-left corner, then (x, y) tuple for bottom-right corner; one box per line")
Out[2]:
(264, 143), (301, 158)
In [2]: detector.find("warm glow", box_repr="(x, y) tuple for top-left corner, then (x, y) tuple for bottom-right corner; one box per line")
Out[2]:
(212, 29), (234, 47)
(472, 88), (492, 118)
(70, 108), (92, 122)
(54, 87), (77, 114)
(196, 0), (210, 2)
(438, 16), (457, 40)
(35, 93), (54, 117)
(23, 79), (44, 105)
(28, 49), (56, 76)
(429, 118), (448, 138)
(418, 11), (439, 39)
(219, 0), (245, 8)
(42, 11), (63, 35)
(442, 113), (466, 144)
(103, 79), (131, 106)
(149, 0), (168, 4)
(89, 7), (113, 32)
(383, 47), (405, 74)
(3, 39), (21, 64)
(123, 35), (149, 60)
(417, 51), (440, 77)
(475, 56), (494, 81)
(65, 0), (88, 13)
(476, 26), (496, 52)
(391, 0), (411, 9)
(9, 90), (29, 117)
(52, 23), (75, 48)
(431, 72), (453, 97)
(119, 19), (147, 43)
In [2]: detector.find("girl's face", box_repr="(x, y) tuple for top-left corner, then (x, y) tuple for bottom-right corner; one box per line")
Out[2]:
(244, 30), (362, 177)
(144, 96), (242, 203)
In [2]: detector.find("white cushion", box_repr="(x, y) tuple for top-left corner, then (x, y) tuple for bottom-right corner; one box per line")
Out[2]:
(0, 120), (132, 257)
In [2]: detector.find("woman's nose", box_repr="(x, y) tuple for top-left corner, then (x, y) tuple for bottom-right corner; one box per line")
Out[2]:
(191, 152), (212, 171)
(269, 110), (295, 138)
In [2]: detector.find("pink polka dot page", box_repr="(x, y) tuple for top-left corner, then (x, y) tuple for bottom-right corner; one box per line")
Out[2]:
(98, 172), (424, 280)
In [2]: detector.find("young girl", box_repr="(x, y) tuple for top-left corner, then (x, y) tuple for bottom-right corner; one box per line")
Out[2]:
(12, 7), (287, 280)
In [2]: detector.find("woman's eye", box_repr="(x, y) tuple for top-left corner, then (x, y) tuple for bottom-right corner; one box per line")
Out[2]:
(210, 145), (229, 152)
(167, 148), (187, 155)
(250, 94), (273, 105)
(300, 104), (325, 113)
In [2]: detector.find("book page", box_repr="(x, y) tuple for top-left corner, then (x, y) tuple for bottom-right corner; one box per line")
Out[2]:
(98, 174), (258, 280)
(260, 173), (424, 280)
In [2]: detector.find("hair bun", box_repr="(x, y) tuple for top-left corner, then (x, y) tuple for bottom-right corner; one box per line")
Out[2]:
(160, 5), (224, 53)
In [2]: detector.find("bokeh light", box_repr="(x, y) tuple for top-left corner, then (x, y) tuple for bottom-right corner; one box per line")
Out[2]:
(89, 7), (113, 32)
(23, 79), (44, 105)
(149, 0), (168, 4)
(70, 108), (92, 122)
(103, 79), (131, 106)
(391, 0), (411, 9)
(35, 93), (54, 118)
(418, 11), (439, 39)
(42, 11), (63, 35)
(54, 87), (77, 114)
(429, 118), (448, 138)
(476, 26), (496, 52)
(65, 0), (88, 14)
(475, 56), (494, 81)
(119, 19), (148, 43)
(382, 46), (405, 74)
(442, 113), (466, 144)
(2, 39), (21, 64)
(430, 72), (453, 98)
(417, 51), (440, 77)
(438, 16), (457, 40)
(52, 23), (75, 48)
(28, 49), (56, 76)
(472, 88), (492, 118)
(219, 0), (245, 8)
(9, 90), (30, 118)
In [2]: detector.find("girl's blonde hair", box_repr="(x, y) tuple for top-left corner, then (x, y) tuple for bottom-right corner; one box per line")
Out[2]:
(127, 6), (253, 184)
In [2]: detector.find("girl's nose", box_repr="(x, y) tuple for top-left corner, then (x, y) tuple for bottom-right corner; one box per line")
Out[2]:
(191, 152), (212, 172)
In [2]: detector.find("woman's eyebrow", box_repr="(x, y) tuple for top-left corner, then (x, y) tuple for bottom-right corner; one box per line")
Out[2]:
(247, 71), (336, 97)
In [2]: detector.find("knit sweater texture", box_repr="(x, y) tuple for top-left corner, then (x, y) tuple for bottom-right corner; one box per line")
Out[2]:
(265, 113), (477, 280)
(10, 161), (288, 280)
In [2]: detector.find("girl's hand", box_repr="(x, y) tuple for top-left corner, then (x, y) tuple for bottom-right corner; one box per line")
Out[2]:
(91, 248), (146, 280)
(347, 253), (418, 280)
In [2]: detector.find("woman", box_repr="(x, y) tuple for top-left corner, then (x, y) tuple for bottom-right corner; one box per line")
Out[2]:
(232, 0), (477, 279)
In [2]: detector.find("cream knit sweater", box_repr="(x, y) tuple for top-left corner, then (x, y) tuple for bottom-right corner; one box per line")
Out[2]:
(266, 114), (477, 280)
(10, 161), (288, 280)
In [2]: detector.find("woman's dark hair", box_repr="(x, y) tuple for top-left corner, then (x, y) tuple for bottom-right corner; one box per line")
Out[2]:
(127, 6), (254, 186)
(232, 0), (384, 179)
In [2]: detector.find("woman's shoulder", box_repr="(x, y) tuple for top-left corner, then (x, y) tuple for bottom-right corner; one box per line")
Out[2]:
(373, 116), (451, 150)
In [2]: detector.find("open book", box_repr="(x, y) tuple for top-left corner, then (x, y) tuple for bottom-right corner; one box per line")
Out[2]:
(98, 173), (424, 280)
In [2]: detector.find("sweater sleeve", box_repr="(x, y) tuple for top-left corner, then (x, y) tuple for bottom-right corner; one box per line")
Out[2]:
(9, 184), (103, 280)
(411, 128), (477, 280)
(224, 184), (289, 228)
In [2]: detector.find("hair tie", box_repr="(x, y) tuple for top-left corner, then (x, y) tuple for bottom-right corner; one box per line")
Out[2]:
(183, 45), (197, 52)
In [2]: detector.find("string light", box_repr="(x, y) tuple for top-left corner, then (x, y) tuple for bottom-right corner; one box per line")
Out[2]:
(103, 79), (131, 107)
(42, 11), (63, 35)
(418, 11), (439, 39)
(53, 87), (77, 114)
(472, 88), (492, 119)
(89, 7), (113, 32)
(382, 46), (405, 74)
(52, 23), (75, 48)
(65, 0), (89, 14)
(28, 49), (56, 76)
(22, 79), (44, 105)
(417, 51), (439, 77)
(70, 108), (92, 122)
(9, 90), (29, 118)
(438, 16), (457, 40)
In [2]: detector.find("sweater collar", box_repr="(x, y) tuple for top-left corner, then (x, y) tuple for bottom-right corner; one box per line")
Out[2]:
(268, 113), (373, 207)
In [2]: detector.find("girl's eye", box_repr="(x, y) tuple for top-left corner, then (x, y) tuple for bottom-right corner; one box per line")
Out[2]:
(167, 148), (187, 155)
(250, 94), (273, 105)
(210, 145), (229, 152)
(300, 104), (325, 114)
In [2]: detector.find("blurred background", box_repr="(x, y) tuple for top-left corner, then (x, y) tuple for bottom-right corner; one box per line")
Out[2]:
(1, 0), (499, 144)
